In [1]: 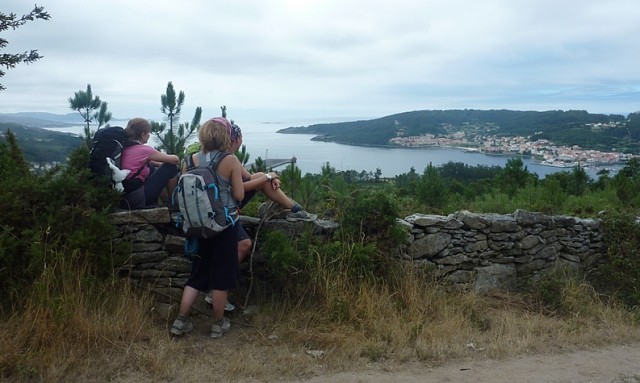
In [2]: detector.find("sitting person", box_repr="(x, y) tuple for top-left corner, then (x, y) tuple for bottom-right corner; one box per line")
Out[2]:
(185, 118), (315, 311)
(119, 117), (180, 209)
(170, 117), (245, 339)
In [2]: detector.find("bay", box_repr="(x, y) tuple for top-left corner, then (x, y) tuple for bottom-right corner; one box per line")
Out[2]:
(44, 119), (622, 179)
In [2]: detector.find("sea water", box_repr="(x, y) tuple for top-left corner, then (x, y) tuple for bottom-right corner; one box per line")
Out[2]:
(44, 120), (622, 179)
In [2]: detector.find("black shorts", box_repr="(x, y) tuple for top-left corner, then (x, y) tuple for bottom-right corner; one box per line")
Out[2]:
(238, 190), (257, 209)
(238, 223), (250, 242)
(186, 223), (239, 292)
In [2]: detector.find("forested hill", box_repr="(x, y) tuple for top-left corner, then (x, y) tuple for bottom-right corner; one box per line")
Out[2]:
(0, 122), (82, 163)
(278, 109), (640, 152)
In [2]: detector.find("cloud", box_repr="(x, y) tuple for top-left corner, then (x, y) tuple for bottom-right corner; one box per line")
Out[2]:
(1, 0), (639, 121)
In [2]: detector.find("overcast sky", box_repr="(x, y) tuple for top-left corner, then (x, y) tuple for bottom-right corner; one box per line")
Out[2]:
(1, 0), (639, 123)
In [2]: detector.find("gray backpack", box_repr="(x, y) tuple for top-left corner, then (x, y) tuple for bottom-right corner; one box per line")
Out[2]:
(175, 151), (238, 238)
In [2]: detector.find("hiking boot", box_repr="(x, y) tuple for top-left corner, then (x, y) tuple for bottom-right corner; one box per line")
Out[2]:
(170, 316), (193, 336)
(204, 294), (236, 312)
(286, 210), (317, 222)
(210, 317), (231, 339)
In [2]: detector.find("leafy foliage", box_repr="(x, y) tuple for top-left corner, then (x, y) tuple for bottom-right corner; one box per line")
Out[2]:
(597, 213), (640, 308)
(0, 123), (82, 163)
(68, 84), (107, 147)
(151, 81), (201, 157)
(0, 132), (124, 306)
(0, 4), (50, 91)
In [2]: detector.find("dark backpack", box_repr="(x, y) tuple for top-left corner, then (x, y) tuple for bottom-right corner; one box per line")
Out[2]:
(175, 151), (238, 238)
(89, 126), (140, 190)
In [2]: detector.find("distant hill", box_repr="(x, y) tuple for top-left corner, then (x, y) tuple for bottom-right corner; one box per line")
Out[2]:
(0, 112), (129, 128)
(0, 112), (85, 127)
(0, 122), (83, 163)
(279, 109), (640, 153)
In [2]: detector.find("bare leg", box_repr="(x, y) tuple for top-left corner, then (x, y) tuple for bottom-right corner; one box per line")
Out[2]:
(238, 238), (252, 263)
(178, 285), (200, 316)
(249, 173), (294, 208)
(211, 290), (228, 320)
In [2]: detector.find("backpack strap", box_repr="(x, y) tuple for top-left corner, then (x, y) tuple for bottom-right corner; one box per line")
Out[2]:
(207, 151), (231, 170)
(185, 153), (196, 171)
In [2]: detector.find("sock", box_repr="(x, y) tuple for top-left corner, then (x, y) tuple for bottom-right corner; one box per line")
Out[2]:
(291, 203), (302, 213)
(177, 315), (189, 322)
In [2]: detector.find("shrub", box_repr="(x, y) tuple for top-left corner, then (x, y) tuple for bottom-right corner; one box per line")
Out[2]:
(341, 187), (404, 249)
(0, 137), (124, 308)
(596, 213), (640, 308)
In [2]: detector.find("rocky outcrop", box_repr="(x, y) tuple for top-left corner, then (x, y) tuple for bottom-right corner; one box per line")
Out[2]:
(111, 208), (606, 302)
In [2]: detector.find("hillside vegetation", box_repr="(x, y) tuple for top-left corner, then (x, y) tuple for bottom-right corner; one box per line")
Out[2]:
(0, 122), (82, 163)
(2, 121), (640, 382)
(280, 109), (640, 153)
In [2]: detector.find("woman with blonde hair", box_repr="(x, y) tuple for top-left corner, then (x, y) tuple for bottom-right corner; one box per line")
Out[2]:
(170, 117), (244, 339)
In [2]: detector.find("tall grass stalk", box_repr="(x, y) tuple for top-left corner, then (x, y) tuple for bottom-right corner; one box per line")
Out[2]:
(1, 244), (639, 382)
(0, 248), (182, 382)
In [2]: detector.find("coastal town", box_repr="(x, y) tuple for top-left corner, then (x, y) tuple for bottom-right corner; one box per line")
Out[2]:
(389, 129), (635, 170)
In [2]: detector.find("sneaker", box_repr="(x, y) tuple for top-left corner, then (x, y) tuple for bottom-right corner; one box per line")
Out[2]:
(210, 317), (231, 339)
(286, 210), (317, 222)
(204, 295), (236, 312)
(170, 316), (193, 336)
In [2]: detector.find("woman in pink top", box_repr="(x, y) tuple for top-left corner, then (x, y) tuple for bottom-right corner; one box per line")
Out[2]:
(120, 117), (180, 209)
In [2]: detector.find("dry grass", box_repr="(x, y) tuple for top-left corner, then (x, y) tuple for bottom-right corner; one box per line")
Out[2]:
(1, 256), (639, 382)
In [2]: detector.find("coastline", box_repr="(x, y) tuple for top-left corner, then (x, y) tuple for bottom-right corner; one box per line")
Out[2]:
(300, 134), (628, 171)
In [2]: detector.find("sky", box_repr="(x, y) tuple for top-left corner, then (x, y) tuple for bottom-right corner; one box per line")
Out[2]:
(1, 0), (640, 124)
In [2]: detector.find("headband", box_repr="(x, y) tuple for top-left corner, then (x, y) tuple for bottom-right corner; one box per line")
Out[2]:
(208, 117), (241, 140)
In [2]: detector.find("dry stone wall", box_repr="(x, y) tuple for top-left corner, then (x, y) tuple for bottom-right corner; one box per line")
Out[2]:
(398, 209), (605, 291)
(110, 208), (606, 302)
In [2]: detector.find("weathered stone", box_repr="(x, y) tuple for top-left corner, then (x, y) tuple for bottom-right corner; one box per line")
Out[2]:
(129, 269), (176, 278)
(404, 214), (449, 227)
(130, 251), (168, 265)
(132, 242), (163, 252)
(408, 232), (452, 259)
(110, 207), (170, 225)
(489, 216), (519, 232)
(553, 215), (576, 228)
(489, 240), (514, 251)
(559, 252), (581, 263)
(156, 256), (192, 273)
(474, 264), (517, 292)
(433, 253), (470, 265)
(533, 246), (557, 260)
(464, 240), (488, 253)
(164, 234), (185, 254)
(514, 209), (550, 226)
(516, 259), (548, 275)
(445, 270), (474, 284)
(396, 218), (413, 230)
(520, 235), (543, 250)
(455, 210), (490, 229)
(121, 225), (164, 243)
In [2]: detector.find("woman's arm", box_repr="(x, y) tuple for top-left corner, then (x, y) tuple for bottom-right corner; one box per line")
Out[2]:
(228, 157), (245, 202)
(148, 150), (180, 165)
(243, 171), (279, 192)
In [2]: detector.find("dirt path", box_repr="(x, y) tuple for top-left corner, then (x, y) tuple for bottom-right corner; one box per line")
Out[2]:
(286, 343), (640, 383)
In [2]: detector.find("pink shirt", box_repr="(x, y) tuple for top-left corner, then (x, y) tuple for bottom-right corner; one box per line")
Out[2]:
(121, 144), (156, 181)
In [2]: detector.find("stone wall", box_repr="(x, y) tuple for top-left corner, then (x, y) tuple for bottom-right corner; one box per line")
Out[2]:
(398, 209), (605, 291)
(111, 208), (606, 302)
